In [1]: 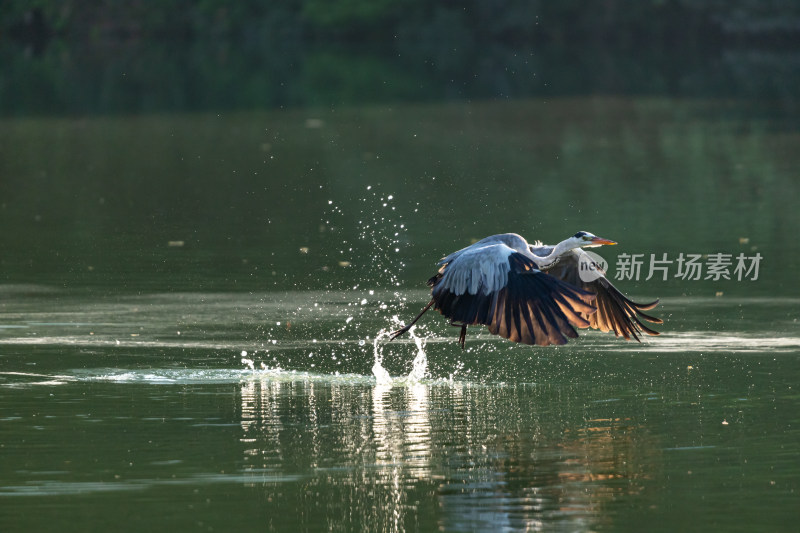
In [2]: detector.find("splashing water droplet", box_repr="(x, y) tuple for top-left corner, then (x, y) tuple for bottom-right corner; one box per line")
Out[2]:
(371, 317), (428, 385)
(372, 330), (393, 385)
(407, 331), (428, 383)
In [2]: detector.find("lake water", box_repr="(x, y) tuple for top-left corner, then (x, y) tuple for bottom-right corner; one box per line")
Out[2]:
(2, 93), (800, 531)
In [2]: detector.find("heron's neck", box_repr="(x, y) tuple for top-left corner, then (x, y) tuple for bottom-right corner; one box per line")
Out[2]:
(538, 239), (576, 267)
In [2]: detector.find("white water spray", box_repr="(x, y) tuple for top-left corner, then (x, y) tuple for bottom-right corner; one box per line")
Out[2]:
(371, 316), (428, 385)
(371, 331), (393, 385)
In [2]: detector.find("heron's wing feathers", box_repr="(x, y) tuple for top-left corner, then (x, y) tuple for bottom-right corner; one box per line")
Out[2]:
(431, 250), (597, 346)
(433, 242), (517, 295)
(542, 250), (662, 341)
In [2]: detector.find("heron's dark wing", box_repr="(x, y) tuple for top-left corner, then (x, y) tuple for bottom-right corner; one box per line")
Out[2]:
(542, 250), (662, 341)
(430, 248), (597, 346)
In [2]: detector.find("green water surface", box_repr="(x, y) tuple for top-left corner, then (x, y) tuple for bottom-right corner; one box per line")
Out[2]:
(1, 90), (799, 531)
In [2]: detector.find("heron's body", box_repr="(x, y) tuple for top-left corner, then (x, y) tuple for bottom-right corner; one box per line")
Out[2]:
(390, 231), (662, 348)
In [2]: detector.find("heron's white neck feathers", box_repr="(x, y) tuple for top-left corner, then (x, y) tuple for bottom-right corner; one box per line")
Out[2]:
(536, 237), (580, 267)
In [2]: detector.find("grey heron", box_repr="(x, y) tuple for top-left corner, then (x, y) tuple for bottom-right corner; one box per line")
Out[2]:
(390, 231), (661, 348)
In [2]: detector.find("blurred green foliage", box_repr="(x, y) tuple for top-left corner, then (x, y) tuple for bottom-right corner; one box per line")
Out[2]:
(5, 0), (800, 42)
(1, 1), (799, 116)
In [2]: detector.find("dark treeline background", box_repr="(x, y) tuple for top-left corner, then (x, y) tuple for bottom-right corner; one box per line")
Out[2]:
(3, 1), (800, 117)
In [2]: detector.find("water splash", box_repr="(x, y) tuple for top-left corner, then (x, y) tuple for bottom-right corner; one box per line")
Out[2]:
(321, 185), (416, 371)
(407, 326), (428, 384)
(372, 329), (394, 385)
(241, 350), (255, 371)
(372, 316), (428, 385)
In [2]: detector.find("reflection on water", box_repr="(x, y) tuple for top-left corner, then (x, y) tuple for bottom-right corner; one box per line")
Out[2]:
(1, 245), (799, 532)
(2, 98), (799, 297)
(235, 375), (654, 531)
(641, 332), (800, 353)
(1, 290), (799, 531)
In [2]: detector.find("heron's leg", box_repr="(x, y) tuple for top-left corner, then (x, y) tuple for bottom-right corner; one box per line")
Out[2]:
(389, 299), (435, 341)
(449, 321), (468, 350)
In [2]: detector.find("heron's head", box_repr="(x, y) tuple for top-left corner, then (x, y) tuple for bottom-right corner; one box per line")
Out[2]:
(571, 231), (617, 249)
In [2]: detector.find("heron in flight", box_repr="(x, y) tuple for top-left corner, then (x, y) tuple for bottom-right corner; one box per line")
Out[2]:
(390, 231), (661, 348)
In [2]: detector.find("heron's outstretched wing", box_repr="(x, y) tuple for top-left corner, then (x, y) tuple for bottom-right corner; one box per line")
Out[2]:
(541, 250), (662, 341)
(430, 244), (597, 346)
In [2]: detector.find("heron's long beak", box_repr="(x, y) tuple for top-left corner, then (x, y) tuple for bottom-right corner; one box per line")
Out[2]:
(591, 236), (617, 245)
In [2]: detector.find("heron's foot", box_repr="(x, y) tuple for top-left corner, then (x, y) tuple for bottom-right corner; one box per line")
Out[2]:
(389, 324), (412, 341)
(449, 321), (468, 350)
(388, 300), (435, 343)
